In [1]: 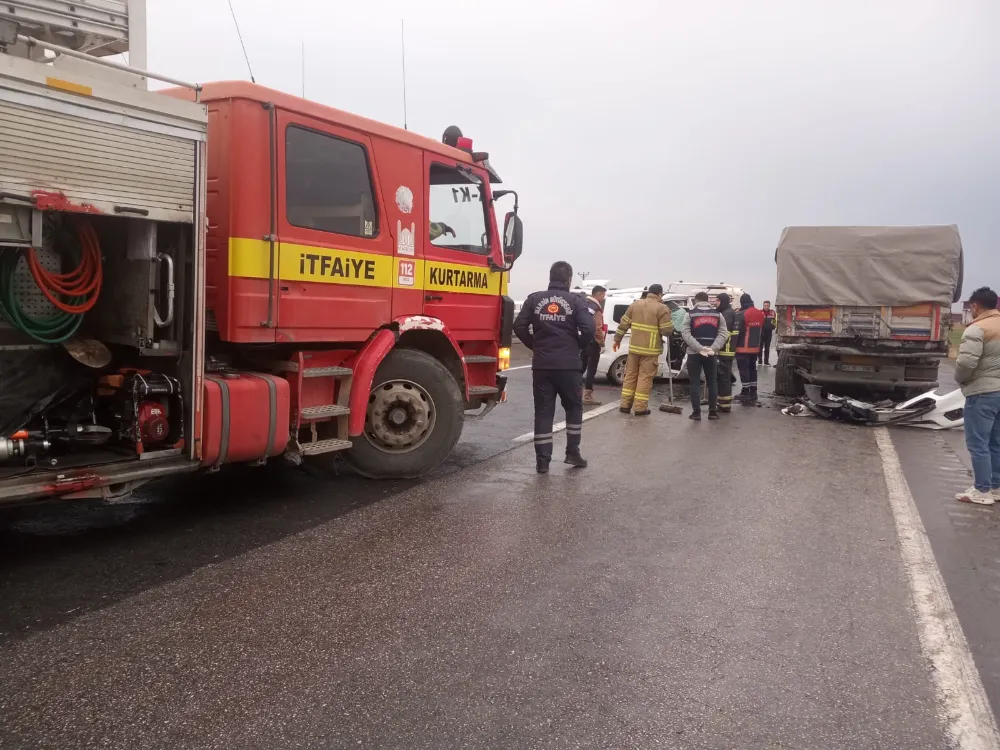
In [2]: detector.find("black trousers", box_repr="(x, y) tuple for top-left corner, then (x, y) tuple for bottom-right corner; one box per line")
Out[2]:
(581, 341), (601, 390)
(759, 333), (773, 364)
(717, 355), (735, 409)
(687, 353), (718, 413)
(737, 353), (758, 390)
(533, 369), (584, 462)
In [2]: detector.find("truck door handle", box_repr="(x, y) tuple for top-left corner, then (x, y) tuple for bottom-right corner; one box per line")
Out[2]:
(425, 294), (443, 302)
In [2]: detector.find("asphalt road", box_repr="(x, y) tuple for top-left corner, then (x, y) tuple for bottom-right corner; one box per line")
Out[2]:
(0, 347), (997, 748)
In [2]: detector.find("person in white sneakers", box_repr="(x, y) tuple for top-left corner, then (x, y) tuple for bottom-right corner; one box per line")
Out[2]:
(954, 286), (1000, 505)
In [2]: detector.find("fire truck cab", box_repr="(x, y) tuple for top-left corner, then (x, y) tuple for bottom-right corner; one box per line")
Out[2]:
(183, 82), (521, 480)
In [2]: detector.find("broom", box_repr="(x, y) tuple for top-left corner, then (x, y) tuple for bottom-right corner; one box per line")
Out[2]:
(659, 337), (683, 414)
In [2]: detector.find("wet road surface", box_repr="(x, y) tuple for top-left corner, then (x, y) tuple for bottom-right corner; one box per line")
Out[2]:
(0, 349), (997, 747)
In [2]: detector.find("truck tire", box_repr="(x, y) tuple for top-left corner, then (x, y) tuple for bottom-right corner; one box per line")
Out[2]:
(774, 352), (805, 398)
(341, 348), (464, 479)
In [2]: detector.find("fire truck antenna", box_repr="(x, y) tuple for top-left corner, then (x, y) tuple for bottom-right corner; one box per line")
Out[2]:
(226, 0), (256, 83)
(401, 19), (408, 130)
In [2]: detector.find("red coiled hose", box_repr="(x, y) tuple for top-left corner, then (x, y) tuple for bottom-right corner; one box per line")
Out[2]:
(26, 219), (103, 314)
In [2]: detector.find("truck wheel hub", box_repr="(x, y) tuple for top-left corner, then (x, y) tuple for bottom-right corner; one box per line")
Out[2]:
(365, 380), (436, 453)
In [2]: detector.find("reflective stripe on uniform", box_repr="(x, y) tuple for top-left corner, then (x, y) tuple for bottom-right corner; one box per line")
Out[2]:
(615, 314), (632, 339)
(721, 330), (736, 356)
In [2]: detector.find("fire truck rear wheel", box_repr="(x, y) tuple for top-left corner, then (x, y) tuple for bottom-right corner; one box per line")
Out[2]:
(343, 348), (464, 479)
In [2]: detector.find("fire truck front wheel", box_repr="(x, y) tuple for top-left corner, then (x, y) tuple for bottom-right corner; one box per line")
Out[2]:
(343, 348), (464, 479)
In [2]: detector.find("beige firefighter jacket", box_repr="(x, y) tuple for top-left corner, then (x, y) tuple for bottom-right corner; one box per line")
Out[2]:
(613, 295), (674, 356)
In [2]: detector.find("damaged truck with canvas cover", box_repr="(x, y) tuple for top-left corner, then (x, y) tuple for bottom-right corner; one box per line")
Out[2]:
(773, 225), (963, 399)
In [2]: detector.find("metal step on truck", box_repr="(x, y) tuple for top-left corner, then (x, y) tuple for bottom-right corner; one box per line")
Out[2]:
(0, 0), (522, 505)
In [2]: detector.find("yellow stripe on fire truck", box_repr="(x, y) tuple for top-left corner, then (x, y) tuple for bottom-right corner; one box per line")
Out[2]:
(228, 239), (508, 296)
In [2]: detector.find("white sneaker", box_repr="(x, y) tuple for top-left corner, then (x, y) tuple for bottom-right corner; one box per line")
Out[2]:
(955, 487), (996, 505)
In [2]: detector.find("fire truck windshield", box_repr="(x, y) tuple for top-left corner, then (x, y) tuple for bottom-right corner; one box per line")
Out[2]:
(428, 164), (491, 255)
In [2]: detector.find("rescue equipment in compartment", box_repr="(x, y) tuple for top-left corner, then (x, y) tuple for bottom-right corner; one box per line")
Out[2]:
(0, 422), (112, 464)
(98, 370), (184, 454)
(62, 338), (113, 369)
(0, 218), (104, 344)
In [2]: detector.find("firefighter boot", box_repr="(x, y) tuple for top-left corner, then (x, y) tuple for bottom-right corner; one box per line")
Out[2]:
(564, 452), (588, 469)
(583, 389), (602, 406)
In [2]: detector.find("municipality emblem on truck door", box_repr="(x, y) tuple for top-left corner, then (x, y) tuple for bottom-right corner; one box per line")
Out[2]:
(397, 220), (415, 256)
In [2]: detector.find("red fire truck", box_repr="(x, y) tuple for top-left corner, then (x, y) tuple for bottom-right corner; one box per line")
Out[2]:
(0, 2), (520, 504)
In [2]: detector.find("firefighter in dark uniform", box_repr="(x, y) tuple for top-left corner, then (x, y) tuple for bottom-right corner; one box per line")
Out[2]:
(734, 293), (766, 405)
(715, 293), (737, 413)
(513, 261), (596, 474)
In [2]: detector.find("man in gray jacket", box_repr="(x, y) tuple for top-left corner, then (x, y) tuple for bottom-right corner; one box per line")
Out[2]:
(955, 286), (1000, 505)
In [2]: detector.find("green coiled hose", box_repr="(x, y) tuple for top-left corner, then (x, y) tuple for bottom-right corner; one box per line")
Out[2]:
(0, 248), (85, 344)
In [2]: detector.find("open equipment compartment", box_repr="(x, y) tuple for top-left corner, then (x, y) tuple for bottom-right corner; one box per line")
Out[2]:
(0, 32), (208, 495)
(0, 208), (201, 482)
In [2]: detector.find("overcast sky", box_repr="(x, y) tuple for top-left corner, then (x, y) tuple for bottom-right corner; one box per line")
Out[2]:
(148, 0), (998, 302)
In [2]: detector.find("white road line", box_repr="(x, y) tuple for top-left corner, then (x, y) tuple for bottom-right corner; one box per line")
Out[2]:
(875, 428), (1000, 749)
(505, 365), (532, 371)
(512, 401), (621, 444)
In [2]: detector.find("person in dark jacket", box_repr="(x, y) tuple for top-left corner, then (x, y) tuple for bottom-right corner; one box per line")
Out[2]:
(734, 293), (765, 405)
(716, 293), (737, 413)
(513, 261), (595, 474)
(759, 300), (776, 366)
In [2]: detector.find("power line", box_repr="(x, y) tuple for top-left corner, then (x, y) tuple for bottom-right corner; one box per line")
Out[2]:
(226, 0), (256, 83)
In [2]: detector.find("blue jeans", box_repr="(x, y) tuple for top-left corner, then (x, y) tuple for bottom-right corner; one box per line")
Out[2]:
(964, 392), (1000, 492)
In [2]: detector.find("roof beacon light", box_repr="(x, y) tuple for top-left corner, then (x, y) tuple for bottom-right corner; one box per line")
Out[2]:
(456, 136), (474, 152)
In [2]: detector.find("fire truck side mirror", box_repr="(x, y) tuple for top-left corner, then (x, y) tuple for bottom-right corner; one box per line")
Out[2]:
(503, 212), (523, 264)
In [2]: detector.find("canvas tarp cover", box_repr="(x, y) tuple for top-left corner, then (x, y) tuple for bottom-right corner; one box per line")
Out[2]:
(774, 225), (963, 307)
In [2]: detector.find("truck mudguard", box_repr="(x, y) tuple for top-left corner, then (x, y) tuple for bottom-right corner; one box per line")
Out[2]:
(394, 314), (470, 397)
(348, 329), (398, 436)
(347, 318), (471, 436)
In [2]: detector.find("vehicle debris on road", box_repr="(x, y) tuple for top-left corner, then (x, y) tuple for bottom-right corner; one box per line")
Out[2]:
(782, 383), (965, 429)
